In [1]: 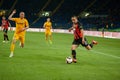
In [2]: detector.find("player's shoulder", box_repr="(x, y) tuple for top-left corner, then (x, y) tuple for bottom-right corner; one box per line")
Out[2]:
(6, 20), (9, 23)
(76, 22), (82, 25)
(50, 21), (52, 24)
(12, 17), (19, 20)
(22, 18), (28, 22)
(44, 21), (47, 23)
(47, 21), (52, 25)
(44, 21), (48, 24)
(23, 18), (28, 21)
(76, 22), (83, 29)
(12, 18), (19, 21)
(14, 17), (19, 19)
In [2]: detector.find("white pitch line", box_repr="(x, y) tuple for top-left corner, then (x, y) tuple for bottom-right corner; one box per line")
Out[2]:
(90, 50), (120, 59)
(48, 46), (120, 59)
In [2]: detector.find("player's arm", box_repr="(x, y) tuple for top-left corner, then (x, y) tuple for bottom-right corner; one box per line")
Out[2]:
(51, 26), (54, 32)
(8, 22), (11, 27)
(80, 29), (85, 44)
(1, 22), (4, 30)
(69, 24), (76, 32)
(25, 19), (29, 29)
(68, 27), (74, 32)
(20, 26), (29, 32)
(78, 23), (85, 43)
(43, 22), (46, 28)
(18, 27), (29, 33)
(0, 26), (3, 31)
(8, 21), (11, 28)
(8, 21), (12, 31)
(8, 10), (16, 21)
(79, 24), (85, 43)
(19, 19), (29, 32)
(50, 23), (54, 32)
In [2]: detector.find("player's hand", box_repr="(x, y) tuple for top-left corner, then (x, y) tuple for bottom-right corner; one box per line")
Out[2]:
(82, 39), (85, 44)
(10, 27), (12, 31)
(0, 27), (2, 31)
(69, 30), (71, 32)
(12, 9), (16, 14)
(52, 29), (54, 32)
(18, 28), (26, 33)
(1, 26), (3, 31)
(69, 29), (71, 32)
(69, 27), (74, 32)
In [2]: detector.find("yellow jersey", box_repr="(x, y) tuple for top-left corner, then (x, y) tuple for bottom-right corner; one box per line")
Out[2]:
(11, 18), (29, 35)
(44, 21), (52, 31)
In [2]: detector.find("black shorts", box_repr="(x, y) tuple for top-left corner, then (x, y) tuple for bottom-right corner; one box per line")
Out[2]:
(3, 29), (8, 33)
(72, 38), (89, 47)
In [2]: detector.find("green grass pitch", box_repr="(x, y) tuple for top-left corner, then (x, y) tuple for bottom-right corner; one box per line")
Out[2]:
(0, 31), (120, 80)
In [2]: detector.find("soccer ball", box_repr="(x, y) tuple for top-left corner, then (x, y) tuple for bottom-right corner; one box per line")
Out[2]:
(66, 57), (73, 64)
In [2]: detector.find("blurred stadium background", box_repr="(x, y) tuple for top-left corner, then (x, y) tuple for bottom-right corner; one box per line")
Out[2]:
(0, 0), (120, 31)
(0, 1), (120, 80)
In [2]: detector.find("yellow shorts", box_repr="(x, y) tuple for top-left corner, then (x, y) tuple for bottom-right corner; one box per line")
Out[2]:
(45, 31), (52, 36)
(13, 34), (25, 44)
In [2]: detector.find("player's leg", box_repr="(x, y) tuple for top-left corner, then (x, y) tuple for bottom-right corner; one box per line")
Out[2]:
(10, 39), (17, 57)
(3, 29), (6, 42)
(86, 40), (98, 50)
(49, 32), (52, 41)
(71, 44), (78, 63)
(49, 32), (52, 44)
(3, 33), (6, 42)
(45, 31), (48, 41)
(5, 29), (9, 41)
(19, 36), (25, 48)
(9, 35), (19, 57)
(83, 38), (98, 50)
(85, 45), (92, 50)
(4, 29), (9, 41)
(71, 39), (79, 63)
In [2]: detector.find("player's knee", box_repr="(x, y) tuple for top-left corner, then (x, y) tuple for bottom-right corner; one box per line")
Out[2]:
(4, 33), (6, 35)
(45, 37), (48, 40)
(50, 35), (52, 37)
(71, 46), (75, 50)
(21, 43), (24, 48)
(86, 46), (91, 50)
(46, 35), (48, 38)
(87, 48), (91, 50)
(21, 45), (24, 48)
(12, 40), (16, 44)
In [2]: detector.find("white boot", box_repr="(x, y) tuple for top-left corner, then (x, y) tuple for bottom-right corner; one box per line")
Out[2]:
(9, 52), (14, 58)
(3, 41), (6, 43)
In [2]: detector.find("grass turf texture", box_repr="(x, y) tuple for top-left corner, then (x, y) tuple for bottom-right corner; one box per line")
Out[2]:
(0, 31), (120, 80)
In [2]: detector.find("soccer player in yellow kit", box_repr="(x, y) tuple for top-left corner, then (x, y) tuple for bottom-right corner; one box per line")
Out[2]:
(8, 10), (29, 57)
(43, 18), (53, 44)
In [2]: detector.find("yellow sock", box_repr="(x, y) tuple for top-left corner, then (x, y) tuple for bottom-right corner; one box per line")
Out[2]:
(10, 43), (15, 53)
(49, 40), (52, 44)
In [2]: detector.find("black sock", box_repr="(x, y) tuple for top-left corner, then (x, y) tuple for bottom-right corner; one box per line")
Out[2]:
(72, 50), (76, 59)
(89, 43), (93, 48)
(6, 35), (9, 41)
(4, 34), (6, 40)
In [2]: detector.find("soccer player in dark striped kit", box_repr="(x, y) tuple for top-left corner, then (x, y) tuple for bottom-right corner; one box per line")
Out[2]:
(69, 16), (98, 63)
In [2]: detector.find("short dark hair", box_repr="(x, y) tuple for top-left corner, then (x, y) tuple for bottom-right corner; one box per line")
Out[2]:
(71, 16), (78, 19)
(2, 16), (5, 18)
